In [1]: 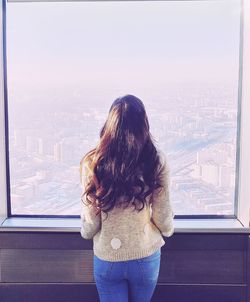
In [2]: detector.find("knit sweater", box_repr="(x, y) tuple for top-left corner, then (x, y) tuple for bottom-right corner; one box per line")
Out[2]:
(80, 149), (175, 262)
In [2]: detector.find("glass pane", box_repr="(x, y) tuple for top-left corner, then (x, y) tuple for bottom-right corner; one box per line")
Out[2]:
(6, 0), (241, 215)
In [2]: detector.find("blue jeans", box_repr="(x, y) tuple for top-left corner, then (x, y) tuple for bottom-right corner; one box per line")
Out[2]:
(93, 248), (161, 302)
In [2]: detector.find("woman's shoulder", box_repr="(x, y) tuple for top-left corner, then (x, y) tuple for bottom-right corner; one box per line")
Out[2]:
(155, 147), (165, 164)
(80, 149), (95, 168)
(155, 147), (170, 173)
(79, 150), (95, 184)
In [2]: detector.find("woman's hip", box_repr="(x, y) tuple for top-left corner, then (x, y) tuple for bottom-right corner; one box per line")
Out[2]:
(93, 248), (161, 281)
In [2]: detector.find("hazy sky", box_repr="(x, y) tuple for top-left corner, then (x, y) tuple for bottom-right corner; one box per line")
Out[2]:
(6, 0), (241, 91)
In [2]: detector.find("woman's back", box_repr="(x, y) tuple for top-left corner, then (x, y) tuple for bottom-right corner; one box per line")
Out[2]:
(80, 148), (174, 262)
(79, 94), (174, 301)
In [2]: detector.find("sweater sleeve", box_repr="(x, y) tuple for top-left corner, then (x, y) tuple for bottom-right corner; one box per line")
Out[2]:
(80, 161), (101, 240)
(150, 150), (175, 237)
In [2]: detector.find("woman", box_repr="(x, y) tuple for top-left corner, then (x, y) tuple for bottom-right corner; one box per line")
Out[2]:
(79, 94), (175, 302)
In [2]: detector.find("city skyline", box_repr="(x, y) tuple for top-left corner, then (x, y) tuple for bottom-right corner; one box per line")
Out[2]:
(6, 0), (240, 215)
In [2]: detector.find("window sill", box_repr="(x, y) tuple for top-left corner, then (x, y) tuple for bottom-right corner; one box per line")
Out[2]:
(0, 217), (250, 233)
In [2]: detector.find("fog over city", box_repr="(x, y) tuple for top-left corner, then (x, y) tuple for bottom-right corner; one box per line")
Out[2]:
(6, 0), (240, 215)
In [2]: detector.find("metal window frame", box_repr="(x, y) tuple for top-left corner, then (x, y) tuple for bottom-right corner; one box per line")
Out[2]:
(0, 0), (249, 227)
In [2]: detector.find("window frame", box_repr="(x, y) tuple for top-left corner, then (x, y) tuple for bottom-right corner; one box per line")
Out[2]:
(0, 0), (249, 228)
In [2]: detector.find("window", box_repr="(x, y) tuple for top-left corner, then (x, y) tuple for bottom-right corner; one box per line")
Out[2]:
(5, 0), (241, 216)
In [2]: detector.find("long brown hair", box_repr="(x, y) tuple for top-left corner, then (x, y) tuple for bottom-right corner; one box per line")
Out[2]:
(80, 94), (163, 218)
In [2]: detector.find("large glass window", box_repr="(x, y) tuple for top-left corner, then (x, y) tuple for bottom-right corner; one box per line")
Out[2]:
(6, 0), (241, 216)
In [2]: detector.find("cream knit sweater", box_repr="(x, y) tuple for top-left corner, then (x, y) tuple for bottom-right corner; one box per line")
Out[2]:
(80, 149), (175, 262)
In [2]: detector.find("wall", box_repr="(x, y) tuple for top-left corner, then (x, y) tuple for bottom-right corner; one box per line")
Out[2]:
(0, 232), (249, 302)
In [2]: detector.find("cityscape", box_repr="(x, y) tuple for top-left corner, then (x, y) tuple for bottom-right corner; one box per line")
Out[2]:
(7, 82), (238, 215)
(6, 0), (240, 215)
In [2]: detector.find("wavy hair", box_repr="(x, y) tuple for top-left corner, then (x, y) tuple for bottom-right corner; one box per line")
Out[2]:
(80, 94), (163, 219)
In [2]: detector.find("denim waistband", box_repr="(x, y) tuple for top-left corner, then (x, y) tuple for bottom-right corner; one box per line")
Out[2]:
(137, 248), (161, 261)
